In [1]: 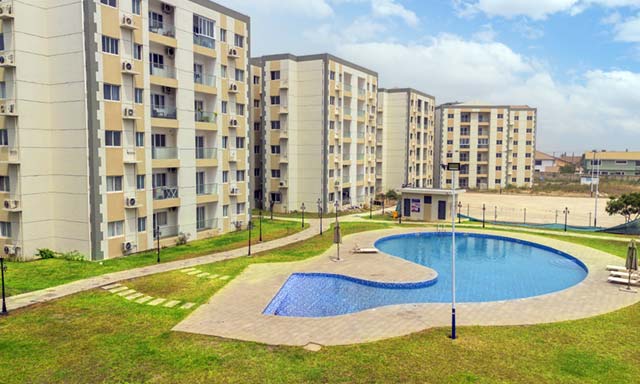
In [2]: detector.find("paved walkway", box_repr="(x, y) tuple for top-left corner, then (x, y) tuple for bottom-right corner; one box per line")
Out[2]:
(173, 227), (640, 346)
(6, 219), (328, 311)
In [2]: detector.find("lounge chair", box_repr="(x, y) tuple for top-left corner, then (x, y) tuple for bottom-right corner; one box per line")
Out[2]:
(610, 270), (640, 279)
(351, 245), (378, 254)
(606, 265), (628, 272)
(608, 276), (640, 286)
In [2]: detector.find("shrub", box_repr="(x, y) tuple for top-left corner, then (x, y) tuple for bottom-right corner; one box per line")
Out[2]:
(36, 248), (56, 259)
(57, 250), (86, 262)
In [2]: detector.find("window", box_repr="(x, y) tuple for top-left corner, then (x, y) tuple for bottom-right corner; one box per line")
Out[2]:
(527, 116), (533, 121)
(495, 179), (501, 184)
(271, 169), (281, 178)
(447, 127), (454, 132)
(0, 176), (9, 192)
(135, 88), (143, 104)
(254, 145), (260, 154)
(512, 178), (517, 182)
(107, 221), (124, 237)
(496, 140), (503, 145)
(526, 128), (532, 133)
(133, 44), (142, 60)
(136, 175), (145, 190)
(446, 140), (453, 145)
(254, 99), (260, 108)
(237, 170), (245, 181)
(236, 203), (245, 214)
(135, 132), (144, 147)
(525, 153), (532, 158)
(0, 34), (4, 51)
(329, 96), (335, 105)
(222, 171), (229, 183)
(0, 222), (10, 238)
(221, 136), (228, 149)
(254, 168), (261, 177)
(234, 34), (244, 47)
(137, 217), (146, 232)
(446, 153), (453, 158)
(512, 165), (518, 170)
(513, 141), (519, 145)
(271, 71), (280, 80)
(615, 160), (628, 165)
(271, 121), (281, 130)
(220, 28), (227, 42)
(221, 65), (227, 78)
(525, 177), (531, 182)
(196, 206), (206, 229)
(105, 131), (121, 146)
(424, 196), (432, 204)
(223, 205), (229, 217)
(103, 84), (120, 101)
(514, 116), (519, 121)
(514, 129), (519, 133)
(0, 130), (7, 146)
(497, 127), (503, 132)
(253, 75), (260, 85)
(525, 165), (531, 170)
(101, 35), (119, 54)
(270, 193), (282, 203)
(254, 122), (261, 131)
(221, 101), (228, 114)
(131, 0), (141, 14)
(271, 145), (281, 154)
(236, 137), (245, 148)
(496, 166), (502, 171)
(526, 140), (532, 145)
(106, 176), (123, 192)
(193, 15), (215, 48)
(235, 69), (244, 82)
(101, 0), (116, 7)
(447, 114), (454, 118)
(330, 71), (335, 80)
(497, 113), (504, 118)
(270, 96), (280, 105)
(497, 153), (502, 158)
(237, 104), (245, 116)
(153, 211), (168, 228)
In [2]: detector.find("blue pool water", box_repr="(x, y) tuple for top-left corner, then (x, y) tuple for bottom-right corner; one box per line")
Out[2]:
(263, 233), (588, 317)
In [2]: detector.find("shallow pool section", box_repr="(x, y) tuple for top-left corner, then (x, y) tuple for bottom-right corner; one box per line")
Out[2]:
(263, 233), (588, 317)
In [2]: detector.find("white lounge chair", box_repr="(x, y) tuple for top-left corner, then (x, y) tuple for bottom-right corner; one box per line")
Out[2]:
(609, 270), (640, 279)
(608, 276), (640, 286)
(351, 245), (378, 254)
(606, 265), (628, 272)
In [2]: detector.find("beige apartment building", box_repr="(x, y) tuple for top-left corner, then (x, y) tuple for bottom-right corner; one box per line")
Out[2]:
(378, 88), (436, 192)
(250, 54), (379, 213)
(435, 102), (536, 189)
(0, 0), (250, 260)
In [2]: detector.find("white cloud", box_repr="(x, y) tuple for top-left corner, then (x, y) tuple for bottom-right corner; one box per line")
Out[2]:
(457, 0), (640, 20)
(473, 23), (497, 41)
(371, 0), (419, 26)
(613, 13), (640, 41)
(219, 0), (334, 18)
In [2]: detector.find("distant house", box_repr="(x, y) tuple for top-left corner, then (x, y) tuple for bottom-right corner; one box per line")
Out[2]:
(534, 151), (572, 173)
(582, 151), (640, 176)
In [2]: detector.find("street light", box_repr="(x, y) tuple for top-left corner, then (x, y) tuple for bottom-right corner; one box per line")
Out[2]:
(370, 198), (373, 219)
(382, 195), (385, 215)
(334, 200), (341, 261)
(317, 198), (323, 235)
(154, 226), (161, 263)
(259, 206), (263, 242)
(248, 217), (253, 256)
(0, 255), (7, 315)
(563, 207), (570, 232)
(457, 201), (462, 223)
(446, 162), (460, 340)
(482, 204), (486, 228)
(301, 203), (306, 229)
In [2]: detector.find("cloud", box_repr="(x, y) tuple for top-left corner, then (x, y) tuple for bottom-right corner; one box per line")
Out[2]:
(371, 0), (419, 26)
(219, 0), (334, 18)
(473, 23), (497, 41)
(613, 13), (640, 41)
(457, 0), (640, 20)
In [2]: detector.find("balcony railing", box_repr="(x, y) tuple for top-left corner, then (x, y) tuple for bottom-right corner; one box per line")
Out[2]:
(155, 224), (179, 239)
(357, 153), (365, 161)
(344, 107), (352, 115)
(356, 174), (364, 182)
(197, 218), (218, 231)
(358, 87), (366, 95)
(357, 110), (366, 118)
(193, 34), (215, 49)
(194, 73), (216, 87)
(195, 111), (216, 123)
(151, 106), (177, 119)
(342, 176), (351, 183)
(195, 147), (217, 159)
(151, 147), (178, 160)
(153, 186), (179, 200)
(150, 63), (176, 79)
(357, 131), (365, 139)
(344, 84), (353, 92)
(149, 22), (176, 38)
(196, 183), (218, 195)
(343, 130), (351, 138)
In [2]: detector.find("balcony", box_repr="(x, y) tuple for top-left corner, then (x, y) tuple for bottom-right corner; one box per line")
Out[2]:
(358, 87), (366, 96)
(357, 153), (365, 161)
(194, 73), (216, 91)
(151, 147), (178, 160)
(193, 34), (215, 49)
(151, 105), (177, 119)
(149, 22), (175, 38)
(342, 176), (351, 183)
(357, 131), (365, 140)
(0, 2), (14, 19)
(0, 147), (19, 164)
(344, 84), (353, 93)
(150, 63), (176, 79)
(357, 110), (366, 118)
(156, 225), (179, 239)
(195, 111), (216, 123)
(195, 147), (217, 160)
(196, 183), (218, 196)
(279, 105), (289, 114)
(153, 186), (179, 200)
(197, 218), (218, 231)
(356, 174), (365, 182)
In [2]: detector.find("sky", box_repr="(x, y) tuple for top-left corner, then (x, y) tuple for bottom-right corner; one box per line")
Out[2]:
(217, 0), (640, 155)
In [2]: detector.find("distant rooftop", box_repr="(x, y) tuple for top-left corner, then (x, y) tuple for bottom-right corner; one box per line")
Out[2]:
(583, 151), (640, 161)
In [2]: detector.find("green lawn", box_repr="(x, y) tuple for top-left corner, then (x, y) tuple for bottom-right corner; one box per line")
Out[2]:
(4, 219), (306, 297)
(0, 221), (638, 383)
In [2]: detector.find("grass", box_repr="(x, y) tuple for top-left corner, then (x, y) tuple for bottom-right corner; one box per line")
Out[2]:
(4, 219), (306, 297)
(0, 220), (638, 383)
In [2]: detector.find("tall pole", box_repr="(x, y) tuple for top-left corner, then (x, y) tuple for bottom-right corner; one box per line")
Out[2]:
(564, 207), (569, 232)
(482, 204), (486, 228)
(451, 168), (457, 340)
(335, 201), (340, 261)
(317, 198), (323, 236)
(0, 257), (7, 315)
(259, 209), (263, 242)
(301, 203), (306, 229)
(594, 153), (599, 228)
(248, 219), (252, 256)
(370, 198), (373, 219)
(494, 206), (497, 223)
(155, 226), (161, 263)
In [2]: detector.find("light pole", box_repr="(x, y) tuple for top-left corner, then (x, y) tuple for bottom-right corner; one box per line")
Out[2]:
(369, 198), (373, 219)
(248, 217), (253, 256)
(154, 226), (161, 263)
(334, 200), (341, 261)
(482, 204), (486, 228)
(269, 197), (274, 220)
(494, 206), (497, 224)
(564, 207), (570, 232)
(0, 256), (7, 315)
(457, 201), (462, 223)
(382, 195), (385, 215)
(446, 162), (460, 340)
(259, 207), (263, 242)
(301, 203), (306, 229)
(594, 151), (600, 228)
(523, 208), (527, 224)
(317, 198), (323, 236)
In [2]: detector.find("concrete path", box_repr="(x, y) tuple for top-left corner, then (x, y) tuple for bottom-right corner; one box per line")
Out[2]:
(6, 218), (328, 312)
(174, 228), (640, 346)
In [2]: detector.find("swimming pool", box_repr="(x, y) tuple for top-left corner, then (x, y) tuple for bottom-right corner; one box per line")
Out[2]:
(263, 232), (588, 317)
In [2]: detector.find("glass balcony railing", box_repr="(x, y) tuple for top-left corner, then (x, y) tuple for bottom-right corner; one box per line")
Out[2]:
(151, 147), (178, 160)
(344, 84), (353, 92)
(194, 73), (216, 87)
(150, 63), (176, 79)
(357, 110), (366, 117)
(344, 107), (352, 115)
(357, 153), (365, 161)
(155, 224), (179, 239)
(151, 105), (177, 119)
(197, 218), (218, 231)
(153, 186), (179, 200)
(342, 176), (351, 183)
(196, 183), (218, 195)
(195, 147), (217, 159)
(195, 111), (216, 123)
(193, 34), (215, 49)
(357, 131), (365, 139)
(343, 130), (351, 138)
(149, 22), (176, 38)
(358, 87), (366, 95)
(357, 174), (364, 182)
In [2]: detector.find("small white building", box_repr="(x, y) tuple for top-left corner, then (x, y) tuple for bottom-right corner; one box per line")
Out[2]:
(399, 188), (466, 222)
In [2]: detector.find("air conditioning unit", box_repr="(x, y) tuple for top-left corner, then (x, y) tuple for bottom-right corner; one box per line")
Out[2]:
(228, 48), (238, 57)
(122, 60), (134, 72)
(161, 3), (174, 13)
(230, 187), (239, 195)
(228, 83), (238, 92)
(3, 199), (18, 210)
(279, 180), (287, 187)
(122, 241), (136, 253)
(334, 180), (340, 186)
(161, 86), (173, 95)
(122, 15), (134, 27)
(123, 107), (135, 117)
(3, 244), (16, 256)
(125, 197), (137, 207)
(0, 53), (15, 66)
(165, 47), (175, 58)
(229, 119), (238, 127)
(0, 4), (14, 18)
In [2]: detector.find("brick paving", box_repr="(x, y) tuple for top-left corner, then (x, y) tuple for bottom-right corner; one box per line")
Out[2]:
(173, 228), (640, 346)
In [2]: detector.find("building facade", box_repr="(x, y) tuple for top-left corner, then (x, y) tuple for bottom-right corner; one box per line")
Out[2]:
(583, 151), (640, 176)
(0, 0), (250, 260)
(378, 88), (435, 192)
(250, 54), (379, 213)
(435, 102), (537, 189)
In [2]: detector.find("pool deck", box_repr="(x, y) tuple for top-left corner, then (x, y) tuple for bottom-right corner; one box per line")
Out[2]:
(173, 228), (640, 346)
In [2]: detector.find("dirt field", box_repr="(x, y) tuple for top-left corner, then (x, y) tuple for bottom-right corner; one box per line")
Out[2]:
(459, 192), (626, 228)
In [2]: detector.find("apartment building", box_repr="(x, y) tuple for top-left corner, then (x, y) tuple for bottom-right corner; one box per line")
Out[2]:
(378, 88), (436, 192)
(583, 151), (640, 176)
(435, 102), (536, 189)
(0, 0), (250, 260)
(250, 54), (379, 213)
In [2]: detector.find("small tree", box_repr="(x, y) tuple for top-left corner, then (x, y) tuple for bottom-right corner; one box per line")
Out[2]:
(385, 189), (399, 201)
(606, 193), (640, 222)
(559, 163), (576, 174)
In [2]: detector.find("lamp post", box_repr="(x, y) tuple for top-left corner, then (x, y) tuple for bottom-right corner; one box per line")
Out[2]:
(0, 256), (7, 315)
(482, 204), (486, 228)
(564, 207), (570, 232)
(154, 226), (161, 263)
(334, 200), (341, 261)
(457, 201), (462, 223)
(523, 208), (527, 224)
(301, 203), (306, 229)
(594, 151), (600, 228)
(259, 207), (263, 242)
(382, 196), (385, 215)
(269, 197), (274, 220)
(369, 198), (373, 219)
(317, 198), (323, 235)
(248, 217), (253, 256)
(494, 206), (497, 224)
(446, 162), (460, 340)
